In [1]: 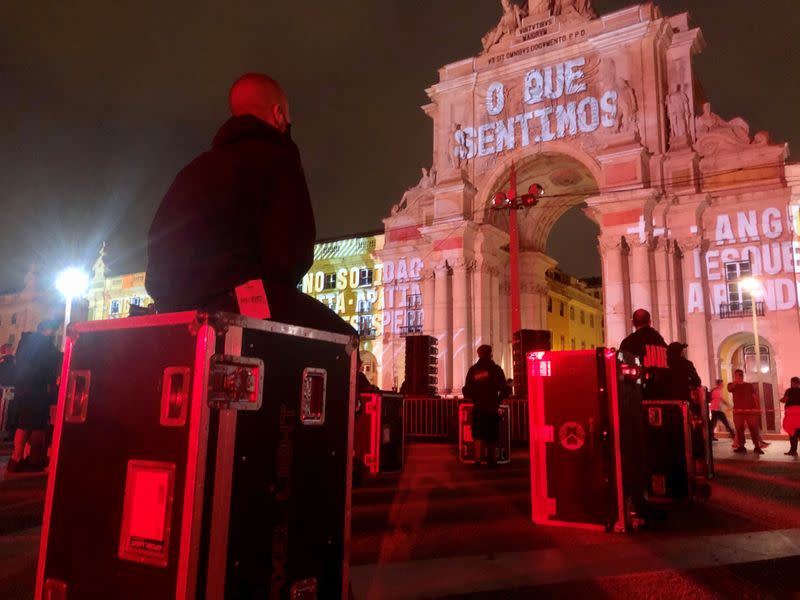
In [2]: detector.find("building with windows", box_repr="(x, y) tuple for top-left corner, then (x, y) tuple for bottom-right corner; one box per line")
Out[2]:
(546, 269), (604, 352)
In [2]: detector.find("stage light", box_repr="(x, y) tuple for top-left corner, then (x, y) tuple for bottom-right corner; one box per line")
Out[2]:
(56, 267), (89, 300)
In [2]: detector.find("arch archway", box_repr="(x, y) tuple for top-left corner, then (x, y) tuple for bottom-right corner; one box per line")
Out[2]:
(718, 332), (780, 433)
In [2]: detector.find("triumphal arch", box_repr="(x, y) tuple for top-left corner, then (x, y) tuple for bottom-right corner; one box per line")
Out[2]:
(378, 0), (799, 416)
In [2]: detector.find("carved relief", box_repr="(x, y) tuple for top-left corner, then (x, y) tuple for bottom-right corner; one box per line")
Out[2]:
(693, 103), (775, 155)
(553, 0), (596, 19)
(615, 78), (639, 135)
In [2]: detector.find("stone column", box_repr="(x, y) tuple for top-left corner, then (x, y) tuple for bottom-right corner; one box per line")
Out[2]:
(652, 237), (676, 341)
(627, 235), (655, 319)
(421, 267), (435, 336)
(472, 258), (493, 350)
(433, 263), (452, 394)
(598, 235), (627, 346)
(676, 236), (712, 385)
(451, 259), (472, 390)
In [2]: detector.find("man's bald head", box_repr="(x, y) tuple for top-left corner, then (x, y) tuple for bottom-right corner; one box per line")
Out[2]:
(632, 308), (651, 329)
(229, 73), (290, 133)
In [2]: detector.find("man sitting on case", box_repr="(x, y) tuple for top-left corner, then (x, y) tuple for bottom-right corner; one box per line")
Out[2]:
(146, 73), (353, 337)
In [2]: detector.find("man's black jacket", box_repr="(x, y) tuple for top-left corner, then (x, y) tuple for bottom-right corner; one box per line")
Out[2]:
(619, 326), (670, 399)
(146, 116), (315, 311)
(463, 358), (509, 413)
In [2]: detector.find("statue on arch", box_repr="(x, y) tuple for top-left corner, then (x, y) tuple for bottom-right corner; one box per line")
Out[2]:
(92, 241), (107, 281)
(449, 123), (467, 170)
(695, 102), (750, 143)
(553, 0), (596, 19)
(666, 84), (691, 147)
(616, 78), (639, 134)
(527, 0), (551, 16)
(481, 0), (526, 53)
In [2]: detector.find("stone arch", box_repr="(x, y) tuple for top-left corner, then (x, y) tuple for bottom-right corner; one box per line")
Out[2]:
(474, 147), (601, 253)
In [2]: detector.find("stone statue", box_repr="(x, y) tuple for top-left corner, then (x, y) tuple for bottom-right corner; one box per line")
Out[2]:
(616, 78), (638, 134)
(666, 84), (691, 146)
(394, 166), (437, 215)
(482, 0), (525, 53)
(92, 241), (107, 281)
(449, 123), (466, 169)
(695, 102), (750, 143)
(553, 0), (596, 18)
(528, 0), (551, 15)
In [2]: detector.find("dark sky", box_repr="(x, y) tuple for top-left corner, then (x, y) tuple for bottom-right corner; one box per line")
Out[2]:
(1, 1), (798, 291)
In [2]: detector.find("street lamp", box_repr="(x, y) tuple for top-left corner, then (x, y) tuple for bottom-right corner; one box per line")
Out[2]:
(55, 267), (89, 351)
(739, 276), (765, 427)
(490, 161), (546, 335)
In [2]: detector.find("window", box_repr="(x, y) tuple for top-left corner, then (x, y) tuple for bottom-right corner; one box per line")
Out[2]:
(559, 302), (565, 317)
(8, 334), (15, 346)
(323, 273), (337, 290)
(589, 314), (594, 328)
(570, 307), (575, 321)
(110, 300), (120, 315)
(358, 268), (373, 287)
(130, 296), (141, 307)
(560, 335), (565, 350)
(580, 310), (585, 324)
(724, 260), (753, 308)
(11, 313), (17, 325)
(571, 338), (576, 350)
(581, 341), (586, 350)
(357, 315), (374, 338)
(357, 298), (372, 313)
(547, 297), (553, 313)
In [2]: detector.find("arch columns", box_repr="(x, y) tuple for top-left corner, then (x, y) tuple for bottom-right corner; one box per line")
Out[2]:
(433, 262), (452, 394)
(676, 236), (713, 385)
(626, 235), (655, 319)
(421, 267), (435, 336)
(451, 258), (473, 390)
(598, 235), (628, 346)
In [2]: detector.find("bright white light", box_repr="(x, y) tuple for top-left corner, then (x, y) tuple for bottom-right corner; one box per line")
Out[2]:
(739, 277), (763, 298)
(761, 366), (770, 374)
(55, 267), (89, 299)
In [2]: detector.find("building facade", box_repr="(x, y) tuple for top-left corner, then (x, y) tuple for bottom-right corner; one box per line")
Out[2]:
(378, 1), (799, 430)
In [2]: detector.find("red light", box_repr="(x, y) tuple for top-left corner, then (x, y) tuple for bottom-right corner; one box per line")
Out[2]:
(492, 192), (508, 209)
(529, 353), (552, 377)
(528, 183), (545, 197)
(621, 365), (641, 380)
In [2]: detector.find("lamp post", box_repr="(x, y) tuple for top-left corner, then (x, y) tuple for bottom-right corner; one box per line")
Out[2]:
(55, 267), (89, 351)
(490, 161), (546, 336)
(739, 276), (764, 427)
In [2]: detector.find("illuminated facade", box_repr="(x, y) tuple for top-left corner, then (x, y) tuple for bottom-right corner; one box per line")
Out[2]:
(0, 266), (68, 351)
(377, 1), (800, 433)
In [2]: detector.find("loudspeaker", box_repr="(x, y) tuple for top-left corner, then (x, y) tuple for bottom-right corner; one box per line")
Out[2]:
(404, 335), (438, 396)
(513, 329), (551, 397)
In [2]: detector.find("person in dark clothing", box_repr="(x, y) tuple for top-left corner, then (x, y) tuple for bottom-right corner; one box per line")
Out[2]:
(8, 321), (61, 473)
(0, 343), (15, 386)
(666, 342), (701, 401)
(463, 345), (509, 466)
(146, 73), (353, 337)
(780, 376), (800, 456)
(619, 309), (670, 399)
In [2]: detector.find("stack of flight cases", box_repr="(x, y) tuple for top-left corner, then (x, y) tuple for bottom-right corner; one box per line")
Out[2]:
(643, 393), (712, 501)
(527, 348), (647, 532)
(36, 311), (357, 600)
(354, 392), (404, 474)
(458, 403), (511, 464)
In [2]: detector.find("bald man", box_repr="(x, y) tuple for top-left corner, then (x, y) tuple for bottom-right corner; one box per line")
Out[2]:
(146, 74), (353, 335)
(619, 308), (670, 399)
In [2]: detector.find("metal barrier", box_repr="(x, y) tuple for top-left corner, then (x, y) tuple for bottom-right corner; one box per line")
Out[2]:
(403, 395), (530, 444)
(404, 396), (461, 441)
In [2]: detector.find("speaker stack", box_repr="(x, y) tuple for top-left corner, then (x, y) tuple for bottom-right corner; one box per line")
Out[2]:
(512, 329), (551, 397)
(404, 335), (438, 396)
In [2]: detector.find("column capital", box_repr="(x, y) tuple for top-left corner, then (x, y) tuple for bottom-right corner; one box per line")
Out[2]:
(420, 266), (435, 280)
(675, 235), (707, 254)
(433, 262), (450, 276)
(450, 257), (475, 272)
(597, 234), (623, 256)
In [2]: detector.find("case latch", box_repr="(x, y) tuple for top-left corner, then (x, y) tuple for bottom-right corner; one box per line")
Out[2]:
(208, 355), (264, 411)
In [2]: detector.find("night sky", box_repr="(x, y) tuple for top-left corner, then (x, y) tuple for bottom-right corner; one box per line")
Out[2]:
(1, 1), (798, 291)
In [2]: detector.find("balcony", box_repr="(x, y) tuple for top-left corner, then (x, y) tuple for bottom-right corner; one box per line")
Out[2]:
(399, 325), (424, 336)
(719, 301), (765, 319)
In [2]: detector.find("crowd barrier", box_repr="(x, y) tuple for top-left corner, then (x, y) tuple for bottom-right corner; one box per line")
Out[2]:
(403, 395), (529, 444)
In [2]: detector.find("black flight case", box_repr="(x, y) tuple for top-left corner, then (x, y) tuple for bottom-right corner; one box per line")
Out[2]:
(354, 392), (404, 474)
(527, 349), (647, 532)
(36, 311), (357, 599)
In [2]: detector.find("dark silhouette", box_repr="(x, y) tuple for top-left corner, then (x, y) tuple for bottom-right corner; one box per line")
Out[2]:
(619, 309), (670, 399)
(463, 345), (509, 467)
